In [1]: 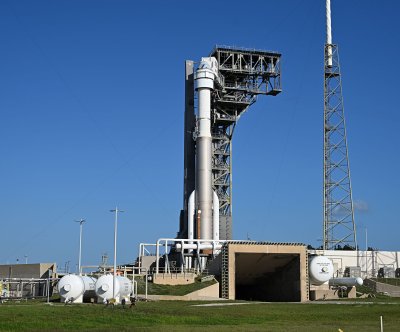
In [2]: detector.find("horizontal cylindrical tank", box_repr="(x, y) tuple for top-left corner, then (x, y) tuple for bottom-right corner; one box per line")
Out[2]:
(329, 277), (363, 287)
(81, 275), (97, 300)
(309, 255), (334, 285)
(58, 274), (98, 302)
(95, 274), (132, 303)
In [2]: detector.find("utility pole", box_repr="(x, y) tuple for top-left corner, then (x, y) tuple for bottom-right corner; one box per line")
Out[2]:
(65, 261), (70, 274)
(110, 207), (124, 300)
(75, 218), (86, 275)
(46, 268), (53, 304)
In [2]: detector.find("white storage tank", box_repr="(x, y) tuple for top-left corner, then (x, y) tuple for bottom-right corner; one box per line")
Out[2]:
(329, 277), (363, 287)
(58, 274), (85, 303)
(309, 255), (334, 285)
(57, 274), (98, 303)
(81, 275), (97, 301)
(95, 274), (133, 304)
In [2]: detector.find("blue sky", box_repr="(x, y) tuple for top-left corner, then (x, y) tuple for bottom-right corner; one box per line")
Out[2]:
(1, 0), (399, 270)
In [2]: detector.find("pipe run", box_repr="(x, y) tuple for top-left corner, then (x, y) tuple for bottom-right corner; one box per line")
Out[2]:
(175, 242), (223, 251)
(154, 238), (227, 274)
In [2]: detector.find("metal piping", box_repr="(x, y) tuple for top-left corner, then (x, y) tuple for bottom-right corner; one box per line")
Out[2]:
(154, 238), (228, 274)
(175, 242), (223, 251)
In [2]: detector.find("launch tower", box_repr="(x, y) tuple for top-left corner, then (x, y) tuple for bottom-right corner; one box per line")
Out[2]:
(179, 46), (281, 241)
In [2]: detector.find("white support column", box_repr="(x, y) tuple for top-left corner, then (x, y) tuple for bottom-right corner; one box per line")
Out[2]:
(326, 0), (333, 67)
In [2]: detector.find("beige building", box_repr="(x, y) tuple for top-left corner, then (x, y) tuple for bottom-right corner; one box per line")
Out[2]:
(0, 263), (56, 279)
(0, 263), (57, 298)
(209, 242), (308, 302)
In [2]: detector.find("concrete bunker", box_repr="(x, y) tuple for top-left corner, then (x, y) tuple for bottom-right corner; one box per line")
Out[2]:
(223, 242), (308, 302)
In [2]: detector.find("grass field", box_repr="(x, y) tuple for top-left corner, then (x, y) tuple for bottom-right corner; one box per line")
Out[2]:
(1, 298), (400, 331)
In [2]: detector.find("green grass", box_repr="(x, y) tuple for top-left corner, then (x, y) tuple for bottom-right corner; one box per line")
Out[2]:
(136, 276), (217, 296)
(1, 298), (400, 331)
(372, 278), (400, 287)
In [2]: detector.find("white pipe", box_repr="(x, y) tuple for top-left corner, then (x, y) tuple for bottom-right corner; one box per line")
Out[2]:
(175, 243), (223, 251)
(156, 237), (227, 244)
(155, 237), (228, 273)
(213, 191), (219, 241)
(326, 0), (333, 66)
(133, 280), (137, 298)
(155, 239), (160, 274)
(138, 243), (157, 269)
(130, 266), (148, 300)
(157, 238), (227, 252)
(188, 190), (195, 243)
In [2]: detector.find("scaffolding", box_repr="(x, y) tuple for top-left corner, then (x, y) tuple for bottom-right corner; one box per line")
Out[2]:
(210, 46), (281, 239)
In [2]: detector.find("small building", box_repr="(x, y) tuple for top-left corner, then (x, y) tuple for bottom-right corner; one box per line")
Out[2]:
(0, 263), (57, 298)
(210, 242), (308, 302)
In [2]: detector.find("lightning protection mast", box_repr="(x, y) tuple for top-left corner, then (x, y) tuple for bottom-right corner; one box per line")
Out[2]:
(323, 0), (357, 250)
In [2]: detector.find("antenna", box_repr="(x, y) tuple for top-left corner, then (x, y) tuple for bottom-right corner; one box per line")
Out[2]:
(326, 0), (333, 66)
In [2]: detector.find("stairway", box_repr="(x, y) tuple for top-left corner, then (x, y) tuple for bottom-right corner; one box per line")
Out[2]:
(221, 243), (229, 299)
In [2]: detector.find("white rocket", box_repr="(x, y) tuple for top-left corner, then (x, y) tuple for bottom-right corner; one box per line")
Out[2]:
(187, 57), (220, 243)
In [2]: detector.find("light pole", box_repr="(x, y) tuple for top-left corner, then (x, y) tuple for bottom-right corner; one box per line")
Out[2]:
(65, 261), (70, 274)
(365, 226), (368, 277)
(75, 218), (86, 275)
(110, 207), (124, 300)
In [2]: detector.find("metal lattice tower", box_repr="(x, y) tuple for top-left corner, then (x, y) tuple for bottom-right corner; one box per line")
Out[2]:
(323, 0), (357, 250)
(180, 46), (281, 240)
(210, 46), (281, 239)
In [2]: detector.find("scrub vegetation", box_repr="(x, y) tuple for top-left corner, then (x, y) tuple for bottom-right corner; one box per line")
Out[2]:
(1, 298), (400, 331)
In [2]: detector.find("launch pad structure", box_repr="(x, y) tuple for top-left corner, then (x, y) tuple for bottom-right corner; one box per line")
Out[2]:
(136, 2), (363, 302)
(179, 46), (282, 241)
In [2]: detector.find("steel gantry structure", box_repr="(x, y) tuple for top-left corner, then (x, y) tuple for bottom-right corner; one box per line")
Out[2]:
(179, 46), (281, 240)
(323, 0), (357, 250)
